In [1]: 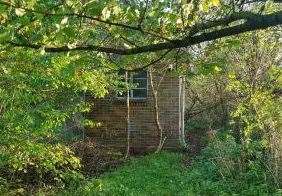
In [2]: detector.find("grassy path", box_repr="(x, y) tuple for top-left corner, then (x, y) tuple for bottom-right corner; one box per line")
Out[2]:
(62, 152), (195, 196)
(60, 150), (278, 196)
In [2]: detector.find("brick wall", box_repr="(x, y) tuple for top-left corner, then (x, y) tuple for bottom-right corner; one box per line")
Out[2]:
(86, 72), (182, 153)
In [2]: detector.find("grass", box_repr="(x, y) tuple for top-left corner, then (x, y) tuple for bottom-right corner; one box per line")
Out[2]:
(60, 150), (281, 196)
(61, 152), (195, 196)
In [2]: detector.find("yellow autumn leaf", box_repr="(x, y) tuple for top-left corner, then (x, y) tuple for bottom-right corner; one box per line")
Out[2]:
(199, 1), (209, 12)
(176, 18), (182, 28)
(211, 0), (220, 7)
(60, 17), (68, 25)
(199, 0), (220, 12)
(214, 66), (222, 72)
(0, 14), (8, 24)
(15, 8), (26, 17)
(112, 5), (122, 16)
(102, 7), (111, 20)
(182, 3), (193, 17)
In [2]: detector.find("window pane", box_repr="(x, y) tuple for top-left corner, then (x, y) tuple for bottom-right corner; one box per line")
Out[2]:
(116, 70), (147, 99)
(132, 89), (147, 98)
(133, 70), (147, 79)
(133, 78), (147, 88)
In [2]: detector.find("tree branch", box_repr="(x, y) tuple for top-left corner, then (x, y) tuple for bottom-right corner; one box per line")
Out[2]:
(5, 11), (282, 55)
(188, 11), (258, 36)
(126, 49), (172, 72)
(138, 0), (150, 28)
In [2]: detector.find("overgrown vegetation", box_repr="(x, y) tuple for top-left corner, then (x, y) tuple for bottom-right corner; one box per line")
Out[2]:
(189, 134), (280, 195)
(0, 49), (115, 193)
(62, 146), (281, 196)
(0, 0), (281, 195)
(185, 30), (281, 194)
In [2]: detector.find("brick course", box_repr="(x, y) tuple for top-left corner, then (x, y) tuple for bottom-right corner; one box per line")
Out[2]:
(86, 72), (183, 153)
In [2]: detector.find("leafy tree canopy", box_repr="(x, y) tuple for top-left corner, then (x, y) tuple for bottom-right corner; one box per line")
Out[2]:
(0, 0), (281, 66)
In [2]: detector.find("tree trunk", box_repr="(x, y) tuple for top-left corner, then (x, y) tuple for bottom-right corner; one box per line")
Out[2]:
(125, 71), (130, 158)
(149, 68), (166, 153)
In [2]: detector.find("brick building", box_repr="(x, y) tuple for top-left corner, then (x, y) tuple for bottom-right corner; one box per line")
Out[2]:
(87, 70), (186, 153)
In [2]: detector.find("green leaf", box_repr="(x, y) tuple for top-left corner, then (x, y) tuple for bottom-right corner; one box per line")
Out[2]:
(0, 32), (9, 43)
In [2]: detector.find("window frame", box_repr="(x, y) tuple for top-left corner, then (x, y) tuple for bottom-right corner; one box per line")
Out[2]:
(117, 71), (148, 100)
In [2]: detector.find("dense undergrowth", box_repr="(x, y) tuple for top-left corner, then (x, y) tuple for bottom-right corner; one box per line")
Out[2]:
(61, 134), (281, 196)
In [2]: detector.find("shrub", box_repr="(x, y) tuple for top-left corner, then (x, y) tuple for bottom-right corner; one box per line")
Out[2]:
(0, 48), (116, 193)
(186, 133), (280, 195)
(0, 142), (83, 193)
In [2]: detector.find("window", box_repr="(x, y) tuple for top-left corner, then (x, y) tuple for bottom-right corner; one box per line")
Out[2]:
(117, 70), (148, 100)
